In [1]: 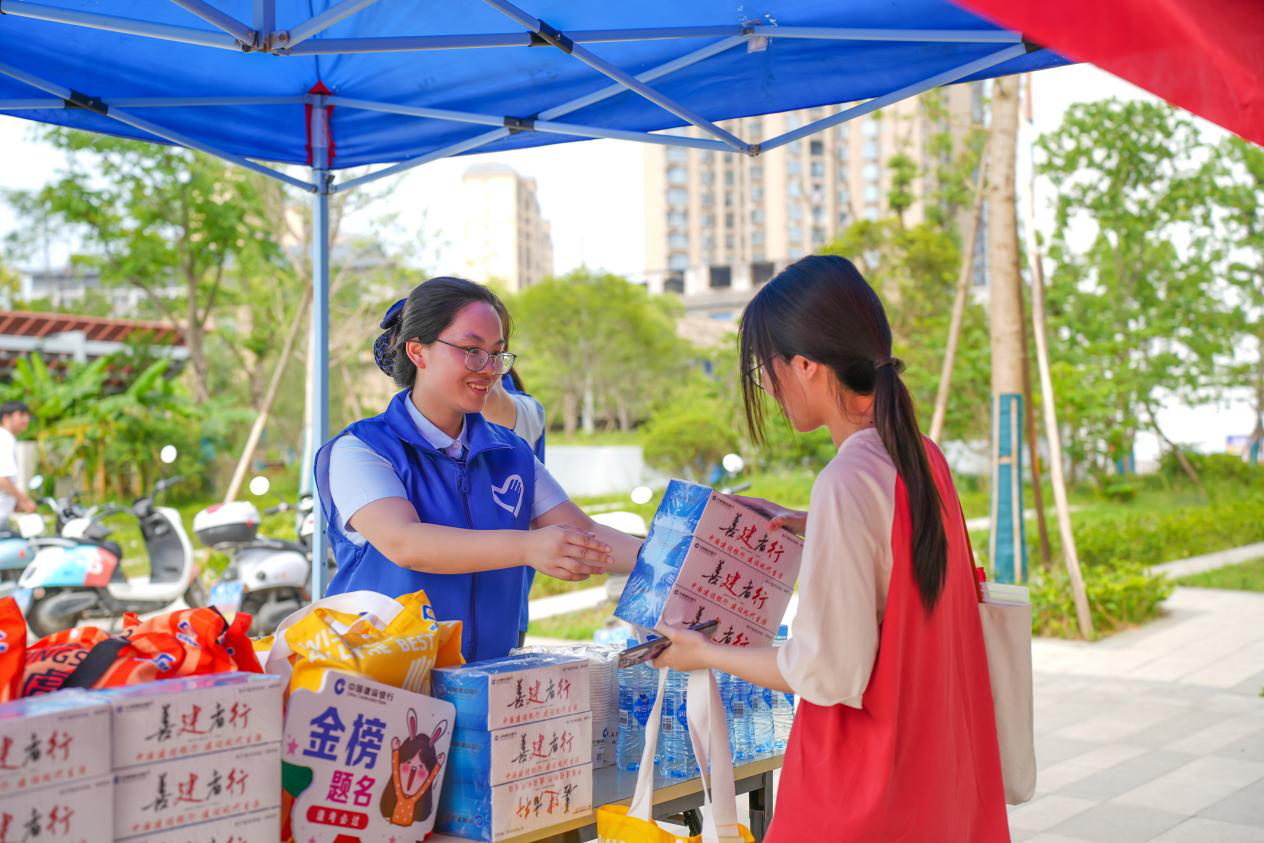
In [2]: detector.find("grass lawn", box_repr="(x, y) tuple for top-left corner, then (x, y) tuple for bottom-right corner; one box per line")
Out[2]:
(1177, 558), (1264, 592)
(526, 602), (617, 640)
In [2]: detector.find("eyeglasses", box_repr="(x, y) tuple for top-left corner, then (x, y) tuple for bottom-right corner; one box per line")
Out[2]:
(432, 338), (518, 375)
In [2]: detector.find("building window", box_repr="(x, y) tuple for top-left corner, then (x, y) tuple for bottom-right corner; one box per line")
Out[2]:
(864, 205), (879, 221)
(669, 233), (689, 249)
(751, 261), (775, 286)
(862, 118), (879, 138)
(812, 227), (827, 244)
(788, 225), (803, 242)
(709, 265), (732, 288)
(788, 140), (802, 157)
(725, 235), (735, 250)
(668, 253), (689, 270)
(863, 163), (880, 181)
(812, 206), (825, 225)
(837, 186), (849, 205)
(700, 169), (715, 185)
(789, 203), (804, 220)
(810, 161), (825, 179)
(788, 179), (802, 198)
(748, 118), (764, 136)
(788, 247), (805, 259)
(668, 188), (688, 206)
(785, 113), (803, 131)
(703, 213), (716, 227)
(724, 212), (735, 228)
(838, 209), (850, 226)
(864, 184), (879, 202)
(709, 311), (733, 321)
(667, 147), (689, 162)
(751, 209), (765, 224)
(724, 170), (735, 187)
(667, 167), (688, 185)
(837, 142), (850, 163)
(751, 230), (765, 245)
(750, 165), (763, 181)
(787, 160), (802, 176)
(724, 191), (733, 207)
(809, 139), (825, 156)
(667, 211), (688, 228)
(751, 187), (764, 203)
(664, 272), (685, 294)
(701, 192), (714, 207)
(863, 141), (879, 161)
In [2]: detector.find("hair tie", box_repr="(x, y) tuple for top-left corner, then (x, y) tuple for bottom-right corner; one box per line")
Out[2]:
(875, 356), (903, 373)
(373, 298), (407, 377)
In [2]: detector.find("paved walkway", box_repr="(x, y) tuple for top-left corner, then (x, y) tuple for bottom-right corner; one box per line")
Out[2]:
(1009, 586), (1264, 842)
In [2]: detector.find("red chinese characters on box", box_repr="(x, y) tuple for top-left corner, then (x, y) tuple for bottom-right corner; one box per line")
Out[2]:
(0, 691), (111, 796)
(0, 773), (113, 843)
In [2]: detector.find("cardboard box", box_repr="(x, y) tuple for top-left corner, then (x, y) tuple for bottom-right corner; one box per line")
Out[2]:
(437, 762), (592, 842)
(100, 672), (285, 770)
(448, 711), (592, 787)
(283, 670), (456, 843)
(432, 654), (591, 732)
(114, 744), (281, 841)
(0, 773), (113, 843)
(0, 690), (111, 796)
(124, 806), (279, 843)
(616, 480), (804, 646)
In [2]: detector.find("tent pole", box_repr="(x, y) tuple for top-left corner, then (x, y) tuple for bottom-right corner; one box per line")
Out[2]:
(0, 1), (240, 49)
(309, 168), (331, 600)
(167, 0), (256, 46)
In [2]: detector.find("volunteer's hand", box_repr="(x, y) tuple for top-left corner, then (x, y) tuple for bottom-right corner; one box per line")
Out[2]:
(16, 495), (36, 514)
(731, 494), (806, 535)
(651, 624), (718, 673)
(523, 524), (613, 581)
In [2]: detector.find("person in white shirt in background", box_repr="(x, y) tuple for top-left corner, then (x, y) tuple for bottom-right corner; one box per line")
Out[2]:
(0, 401), (36, 530)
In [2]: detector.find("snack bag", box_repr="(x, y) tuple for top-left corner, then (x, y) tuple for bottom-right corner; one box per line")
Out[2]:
(263, 588), (463, 699)
(0, 597), (26, 702)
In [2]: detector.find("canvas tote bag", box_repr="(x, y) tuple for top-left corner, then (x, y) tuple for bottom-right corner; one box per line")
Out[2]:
(597, 668), (754, 843)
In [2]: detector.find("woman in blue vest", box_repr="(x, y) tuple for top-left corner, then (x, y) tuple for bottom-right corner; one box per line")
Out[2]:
(315, 276), (643, 662)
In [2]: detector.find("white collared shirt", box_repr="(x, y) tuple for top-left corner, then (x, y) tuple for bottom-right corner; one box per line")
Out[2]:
(327, 393), (567, 545)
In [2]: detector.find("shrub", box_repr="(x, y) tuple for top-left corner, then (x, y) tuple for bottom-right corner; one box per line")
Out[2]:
(642, 402), (740, 482)
(1031, 562), (1174, 639)
(1160, 450), (1264, 486)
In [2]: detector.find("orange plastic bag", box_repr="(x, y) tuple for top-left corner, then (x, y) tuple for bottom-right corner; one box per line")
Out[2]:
(22, 606), (261, 696)
(0, 597), (26, 702)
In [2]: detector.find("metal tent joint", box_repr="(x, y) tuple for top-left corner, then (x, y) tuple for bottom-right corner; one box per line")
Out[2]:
(503, 115), (536, 133)
(64, 88), (108, 115)
(532, 18), (573, 53)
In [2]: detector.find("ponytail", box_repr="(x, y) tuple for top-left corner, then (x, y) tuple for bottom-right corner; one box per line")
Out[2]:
(739, 255), (949, 612)
(872, 358), (948, 611)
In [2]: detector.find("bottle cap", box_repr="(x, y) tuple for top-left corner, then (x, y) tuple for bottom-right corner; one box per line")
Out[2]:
(778, 624), (789, 636)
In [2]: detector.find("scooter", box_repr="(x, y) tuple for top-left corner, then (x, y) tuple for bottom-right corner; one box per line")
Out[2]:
(0, 479), (89, 585)
(15, 453), (198, 637)
(196, 493), (330, 635)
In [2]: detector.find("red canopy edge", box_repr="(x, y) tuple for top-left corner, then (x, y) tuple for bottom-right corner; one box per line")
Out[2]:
(955, 0), (1264, 146)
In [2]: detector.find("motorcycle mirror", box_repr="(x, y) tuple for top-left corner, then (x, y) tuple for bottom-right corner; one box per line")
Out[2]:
(26, 474), (43, 491)
(249, 476), (270, 497)
(298, 496), (314, 513)
(160, 445), (178, 465)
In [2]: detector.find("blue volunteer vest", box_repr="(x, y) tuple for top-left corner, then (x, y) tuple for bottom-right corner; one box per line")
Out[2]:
(314, 390), (537, 663)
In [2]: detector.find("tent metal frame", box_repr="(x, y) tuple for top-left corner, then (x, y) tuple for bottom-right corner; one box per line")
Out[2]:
(0, 0), (1034, 598)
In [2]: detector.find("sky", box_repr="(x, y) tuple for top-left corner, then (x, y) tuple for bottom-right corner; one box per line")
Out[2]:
(0, 63), (1255, 457)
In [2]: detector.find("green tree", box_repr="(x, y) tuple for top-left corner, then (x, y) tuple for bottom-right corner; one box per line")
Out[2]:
(514, 269), (689, 435)
(1037, 99), (1229, 482)
(1208, 136), (1264, 461)
(4, 129), (283, 403)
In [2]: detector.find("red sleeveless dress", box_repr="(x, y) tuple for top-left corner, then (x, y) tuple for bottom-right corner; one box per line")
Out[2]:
(766, 442), (1009, 842)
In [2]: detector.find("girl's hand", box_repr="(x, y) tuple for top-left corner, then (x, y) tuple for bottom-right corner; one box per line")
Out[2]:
(522, 524), (613, 581)
(650, 624), (719, 673)
(731, 495), (808, 535)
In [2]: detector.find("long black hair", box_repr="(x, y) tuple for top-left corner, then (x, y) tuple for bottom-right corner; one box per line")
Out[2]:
(374, 277), (509, 389)
(739, 255), (948, 611)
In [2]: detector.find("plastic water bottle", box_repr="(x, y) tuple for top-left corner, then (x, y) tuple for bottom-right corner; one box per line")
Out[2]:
(771, 625), (796, 752)
(728, 676), (755, 762)
(617, 641), (656, 771)
(657, 670), (697, 778)
(750, 682), (775, 755)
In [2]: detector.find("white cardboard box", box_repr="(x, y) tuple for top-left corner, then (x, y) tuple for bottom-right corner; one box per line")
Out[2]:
(448, 711), (592, 787)
(0, 690), (111, 796)
(284, 670), (456, 843)
(437, 762), (593, 842)
(432, 654), (591, 732)
(0, 772), (113, 843)
(114, 743), (281, 841)
(124, 806), (279, 843)
(99, 673), (284, 770)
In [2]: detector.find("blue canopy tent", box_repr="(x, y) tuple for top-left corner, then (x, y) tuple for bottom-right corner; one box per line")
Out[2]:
(0, 1), (1068, 596)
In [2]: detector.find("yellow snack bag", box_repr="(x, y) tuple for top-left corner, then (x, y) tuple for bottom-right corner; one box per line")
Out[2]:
(275, 588), (464, 697)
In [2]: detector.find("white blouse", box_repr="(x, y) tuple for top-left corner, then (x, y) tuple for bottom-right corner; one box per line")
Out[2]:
(776, 427), (896, 709)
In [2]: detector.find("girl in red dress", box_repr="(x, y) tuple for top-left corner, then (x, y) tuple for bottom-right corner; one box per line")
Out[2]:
(654, 255), (1009, 841)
